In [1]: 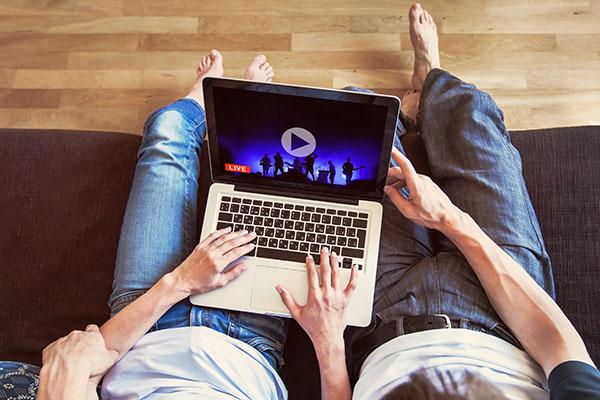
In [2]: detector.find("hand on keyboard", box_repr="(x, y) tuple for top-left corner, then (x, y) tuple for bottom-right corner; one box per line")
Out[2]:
(276, 247), (358, 349)
(172, 227), (256, 295)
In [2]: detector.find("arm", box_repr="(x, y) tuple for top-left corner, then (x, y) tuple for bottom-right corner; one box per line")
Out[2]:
(384, 148), (595, 377)
(277, 248), (358, 400)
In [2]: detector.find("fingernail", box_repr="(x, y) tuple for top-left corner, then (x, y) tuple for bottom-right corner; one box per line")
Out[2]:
(384, 186), (391, 193)
(242, 229), (248, 234)
(275, 286), (282, 294)
(322, 246), (329, 253)
(307, 254), (313, 260)
(331, 251), (337, 257)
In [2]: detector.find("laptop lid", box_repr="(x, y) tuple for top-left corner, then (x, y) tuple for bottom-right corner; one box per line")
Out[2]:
(203, 77), (399, 203)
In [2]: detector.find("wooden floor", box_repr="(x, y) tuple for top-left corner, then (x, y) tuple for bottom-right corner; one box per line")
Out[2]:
(1, 0), (599, 134)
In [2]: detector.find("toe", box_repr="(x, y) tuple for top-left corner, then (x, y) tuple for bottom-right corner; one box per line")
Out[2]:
(261, 61), (271, 70)
(409, 3), (421, 22)
(210, 49), (223, 65)
(253, 54), (267, 66)
(424, 10), (433, 24)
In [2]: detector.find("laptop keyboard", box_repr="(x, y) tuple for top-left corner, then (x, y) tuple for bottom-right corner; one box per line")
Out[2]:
(215, 195), (368, 271)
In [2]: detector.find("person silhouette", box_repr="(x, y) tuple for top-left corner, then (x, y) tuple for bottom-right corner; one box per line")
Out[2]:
(304, 154), (318, 181)
(342, 157), (355, 185)
(328, 160), (336, 184)
(259, 153), (272, 177)
(273, 152), (284, 176)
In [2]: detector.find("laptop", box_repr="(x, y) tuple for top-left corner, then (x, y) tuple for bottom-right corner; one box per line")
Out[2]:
(190, 77), (399, 327)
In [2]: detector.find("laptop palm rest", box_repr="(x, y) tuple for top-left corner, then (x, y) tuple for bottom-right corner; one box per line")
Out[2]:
(251, 266), (309, 314)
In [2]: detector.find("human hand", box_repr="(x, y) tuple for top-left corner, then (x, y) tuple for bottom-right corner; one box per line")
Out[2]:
(42, 324), (118, 383)
(172, 227), (255, 295)
(276, 247), (358, 350)
(384, 147), (462, 231)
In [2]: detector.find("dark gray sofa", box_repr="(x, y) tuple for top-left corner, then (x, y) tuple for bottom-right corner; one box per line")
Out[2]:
(0, 126), (598, 399)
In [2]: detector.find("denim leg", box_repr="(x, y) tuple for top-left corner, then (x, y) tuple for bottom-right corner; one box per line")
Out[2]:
(108, 99), (206, 314)
(418, 68), (555, 298)
(109, 98), (287, 370)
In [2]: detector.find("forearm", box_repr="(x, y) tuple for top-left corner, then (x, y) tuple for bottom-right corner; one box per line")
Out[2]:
(100, 271), (188, 359)
(442, 211), (594, 375)
(314, 342), (352, 400)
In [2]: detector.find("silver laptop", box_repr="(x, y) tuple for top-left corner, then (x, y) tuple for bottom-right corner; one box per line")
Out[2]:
(190, 77), (399, 327)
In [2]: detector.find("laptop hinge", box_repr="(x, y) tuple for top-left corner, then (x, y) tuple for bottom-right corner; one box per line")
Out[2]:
(234, 184), (359, 205)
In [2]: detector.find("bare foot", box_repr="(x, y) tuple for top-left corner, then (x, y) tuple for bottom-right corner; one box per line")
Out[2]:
(401, 89), (420, 124)
(243, 55), (274, 82)
(185, 49), (224, 106)
(409, 3), (440, 91)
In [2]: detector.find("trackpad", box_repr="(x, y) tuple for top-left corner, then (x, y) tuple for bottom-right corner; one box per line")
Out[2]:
(251, 266), (308, 314)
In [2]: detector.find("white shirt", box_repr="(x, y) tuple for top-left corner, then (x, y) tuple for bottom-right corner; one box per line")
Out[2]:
(101, 326), (287, 400)
(353, 329), (549, 399)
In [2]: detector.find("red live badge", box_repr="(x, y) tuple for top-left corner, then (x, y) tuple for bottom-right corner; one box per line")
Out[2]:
(225, 163), (251, 173)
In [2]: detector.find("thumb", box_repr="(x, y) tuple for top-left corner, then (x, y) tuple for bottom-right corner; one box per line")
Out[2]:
(384, 184), (412, 214)
(276, 285), (300, 318)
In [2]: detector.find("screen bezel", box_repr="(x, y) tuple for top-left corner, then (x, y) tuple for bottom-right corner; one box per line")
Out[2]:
(203, 77), (399, 202)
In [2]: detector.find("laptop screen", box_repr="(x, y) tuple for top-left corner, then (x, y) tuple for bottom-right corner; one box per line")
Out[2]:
(204, 79), (398, 201)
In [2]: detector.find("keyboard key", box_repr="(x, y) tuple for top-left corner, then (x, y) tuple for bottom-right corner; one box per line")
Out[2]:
(220, 203), (230, 211)
(315, 224), (325, 233)
(291, 211), (301, 220)
(274, 202), (284, 208)
(336, 226), (346, 236)
(258, 237), (268, 246)
(260, 207), (270, 216)
(295, 205), (305, 211)
(284, 203), (294, 210)
(218, 212), (233, 222)
(243, 215), (253, 224)
(232, 197), (241, 203)
(327, 236), (337, 245)
(243, 199), (252, 204)
(306, 233), (316, 242)
(322, 215), (332, 224)
(216, 222), (232, 230)
(305, 223), (315, 232)
(254, 217), (264, 226)
(316, 207), (326, 213)
(337, 237), (347, 246)
(268, 239), (278, 248)
(255, 227), (265, 236)
(342, 248), (364, 258)
(311, 214), (321, 223)
(310, 243), (320, 253)
(342, 217), (352, 226)
(265, 228), (275, 237)
(357, 229), (366, 248)
(294, 221), (305, 231)
(257, 247), (307, 263)
(233, 214), (243, 223)
(245, 225), (254, 233)
(337, 210), (347, 216)
(348, 211), (357, 217)
(299, 242), (309, 252)
(348, 238), (358, 247)
(342, 258), (352, 269)
(285, 230), (295, 239)
(253, 199), (262, 206)
(317, 234), (326, 244)
(332, 216), (342, 225)
(241, 205), (250, 214)
(281, 210), (291, 219)
(264, 218), (274, 227)
(332, 246), (341, 255)
(326, 209), (336, 215)
(346, 228), (356, 237)
(275, 230), (285, 238)
(359, 213), (368, 218)
(358, 264), (363, 271)
(353, 219), (368, 228)
(279, 240), (289, 249)
(296, 232), (306, 241)
(234, 224), (244, 231)
(306, 206), (315, 212)
(301, 212), (311, 221)
(285, 220), (294, 229)
(271, 209), (280, 218)
(230, 204), (240, 213)
(325, 226), (335, 234)
(274, 219), (284, 228)
(289, 241), (299, 250)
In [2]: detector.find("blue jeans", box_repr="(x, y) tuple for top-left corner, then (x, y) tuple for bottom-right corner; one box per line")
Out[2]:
(346, 69), (555, 378)
(108, 99), (287, 370)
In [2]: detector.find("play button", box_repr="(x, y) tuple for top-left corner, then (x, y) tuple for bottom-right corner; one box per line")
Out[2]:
(281, 127), (316, 157)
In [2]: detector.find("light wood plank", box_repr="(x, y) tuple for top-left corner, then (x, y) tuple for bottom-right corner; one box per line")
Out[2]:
(0, 0), (124, 16)
(402, 33), (558, 53)
(140, 33), (291, 51)
(0, 52), (68, 69)
(58, 89), (182, 109)
(526, 70), (600, 89)
(0, 16), (197, 34)
(0, 108), (138, 132)
(0, 89), (61, 108)
(556, 34), (600, 52)
(0, 33), (142, 52)
(13, 70), (143, 89)
(484, 0), (591, 16)
(292, 33), (402, 51)
(197, 16), (348, 33)
(0, 70), (16, 88)
(349, 16), (409, 33)
(442, 14), (600, 33)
